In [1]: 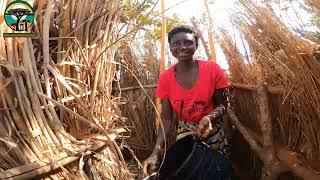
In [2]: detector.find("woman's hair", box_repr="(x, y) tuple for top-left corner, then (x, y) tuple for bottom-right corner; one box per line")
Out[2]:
(168, 25), (199, 47)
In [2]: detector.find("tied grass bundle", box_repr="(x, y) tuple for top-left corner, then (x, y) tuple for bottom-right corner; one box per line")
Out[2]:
(0, 0), (141, 179)
(220, 0), (320, 173)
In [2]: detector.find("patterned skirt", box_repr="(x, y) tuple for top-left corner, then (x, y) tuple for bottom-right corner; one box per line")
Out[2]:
(176, 118), (230, 157)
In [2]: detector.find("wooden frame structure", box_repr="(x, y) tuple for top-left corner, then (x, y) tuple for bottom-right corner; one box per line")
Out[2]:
(229, 82), (320, 180)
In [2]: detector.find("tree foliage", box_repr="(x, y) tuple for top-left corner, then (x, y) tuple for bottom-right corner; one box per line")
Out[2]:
(122, 0), (184, 41)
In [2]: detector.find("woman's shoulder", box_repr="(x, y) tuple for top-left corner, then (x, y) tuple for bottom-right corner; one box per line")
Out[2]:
(197, 59), (223, 70)
(159, 65), (175, 79)
(197, 59), (218, 65)
(196, 59), (216, 70)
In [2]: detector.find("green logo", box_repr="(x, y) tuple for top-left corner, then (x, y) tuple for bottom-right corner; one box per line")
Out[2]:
(3, 0), (35, 37)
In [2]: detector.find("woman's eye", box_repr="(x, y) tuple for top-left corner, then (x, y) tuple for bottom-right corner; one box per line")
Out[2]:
(172, 42), (179, 47)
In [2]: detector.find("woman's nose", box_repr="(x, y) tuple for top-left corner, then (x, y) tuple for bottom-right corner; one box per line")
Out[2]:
(179, 44), (187, 49)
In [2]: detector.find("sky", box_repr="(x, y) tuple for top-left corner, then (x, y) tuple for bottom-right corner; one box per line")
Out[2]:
(165, 0), (237, 28)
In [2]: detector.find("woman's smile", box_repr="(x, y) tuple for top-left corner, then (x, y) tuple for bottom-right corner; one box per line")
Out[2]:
(177, 51), (191, 57)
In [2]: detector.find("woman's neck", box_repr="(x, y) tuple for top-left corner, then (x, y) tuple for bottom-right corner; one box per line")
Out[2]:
(175, 59), (196, 72)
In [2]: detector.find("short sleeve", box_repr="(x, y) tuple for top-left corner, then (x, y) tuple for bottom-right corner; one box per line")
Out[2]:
(213, 63), (229, 89)
(156, 72), (169, 99)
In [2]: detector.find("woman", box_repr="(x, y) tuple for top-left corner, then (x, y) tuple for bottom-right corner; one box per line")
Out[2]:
(143, 25), (230, 178)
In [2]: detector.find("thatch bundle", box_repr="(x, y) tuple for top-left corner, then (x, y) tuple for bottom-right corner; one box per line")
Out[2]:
(115, 41), (158, 160)
(221, 0), (320, 176)
(305, 0), (320, 28)
(0, 0), (136, 179)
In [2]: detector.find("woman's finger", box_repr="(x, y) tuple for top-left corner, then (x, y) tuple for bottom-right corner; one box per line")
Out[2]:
(200, 122), (212, 138)
(150, 163), (156, 171)
(197, 125), (204, 136)
(200, 129), (208, 138)
(143, 162), (149, 176)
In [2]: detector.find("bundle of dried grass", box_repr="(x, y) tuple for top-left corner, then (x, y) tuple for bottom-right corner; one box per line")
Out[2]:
(0, 0), (137, 179)
(221, 0), (320, 176)
(115, 40), (159, 159)
(304, 0), (320, 27)
(220, 31), (258, 84)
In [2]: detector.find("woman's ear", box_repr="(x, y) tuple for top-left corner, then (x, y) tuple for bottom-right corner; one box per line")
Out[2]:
(169, 45), (175, 58)
(194, 41), (199, 50)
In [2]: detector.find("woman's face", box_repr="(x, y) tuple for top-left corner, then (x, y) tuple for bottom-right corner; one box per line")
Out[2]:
(169, 32), (197, 62)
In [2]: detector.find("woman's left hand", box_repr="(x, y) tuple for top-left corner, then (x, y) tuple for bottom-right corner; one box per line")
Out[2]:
(197, 115), (213, 138)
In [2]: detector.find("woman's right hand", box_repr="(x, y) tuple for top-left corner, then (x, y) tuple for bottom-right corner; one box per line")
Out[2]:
(142, 152), (159, 176)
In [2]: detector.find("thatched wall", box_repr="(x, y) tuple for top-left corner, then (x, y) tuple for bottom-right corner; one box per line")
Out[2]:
(114, 41), (159, 160)
(221, 0), (320, 179)
(0, 0), (138, 179)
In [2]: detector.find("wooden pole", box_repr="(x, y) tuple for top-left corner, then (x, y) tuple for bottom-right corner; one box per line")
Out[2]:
(160, 0), (166, 73)
(256, 71), (283, 180)
(227, 109), (264, 157)
(190, 17), (211, 59)
(228, 110), (320, 180)
(203, 0), (216, 61)
(156, 0), (166, 132)
(231, 83), (284, 95)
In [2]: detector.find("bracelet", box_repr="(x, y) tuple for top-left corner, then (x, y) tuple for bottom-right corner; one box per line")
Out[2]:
(208, 105), (226, 122)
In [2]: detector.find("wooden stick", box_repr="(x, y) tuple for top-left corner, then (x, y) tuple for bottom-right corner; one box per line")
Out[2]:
(203, 0), (216, 61)
(256, 82), (280, 180)
(89, 60), (101, 113)
(228, 110), (287, 180)
(38, 92), (103, 132)
(191, 17), (211, 59)
(246, 126), (320, 180)
(232, 83), (284, 94)
(118, 84), (157, 91)
(228, 109), (320, 180)
(277, 147), (320, 180)
(0, 142), (106, 180)
(43, 0), (54, 99)
(227, 109), (264, 157)
(256, 84), (274, 151)
(113, 83), (283, 95)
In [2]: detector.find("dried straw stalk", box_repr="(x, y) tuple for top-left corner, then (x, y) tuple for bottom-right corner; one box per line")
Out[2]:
(304, 0), (320, 28)
(0, 0), (139, 179)
(220, 0), (320, 178)
(116, 41), (159, 159)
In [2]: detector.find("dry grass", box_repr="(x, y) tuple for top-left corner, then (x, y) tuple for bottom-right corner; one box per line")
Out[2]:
(0, 0), (150, 179)
(115, 40), (159, 159)
(304, 0), (320, 28)
(220, 0), (320, 173)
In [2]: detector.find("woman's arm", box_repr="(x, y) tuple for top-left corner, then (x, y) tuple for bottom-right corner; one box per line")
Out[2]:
(198, 88), (229, 138)
(152, 98), (174, 155)
(210, 88), (228, 119)
(143, 99), (173, 175)
(212, 88), (232, 139)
